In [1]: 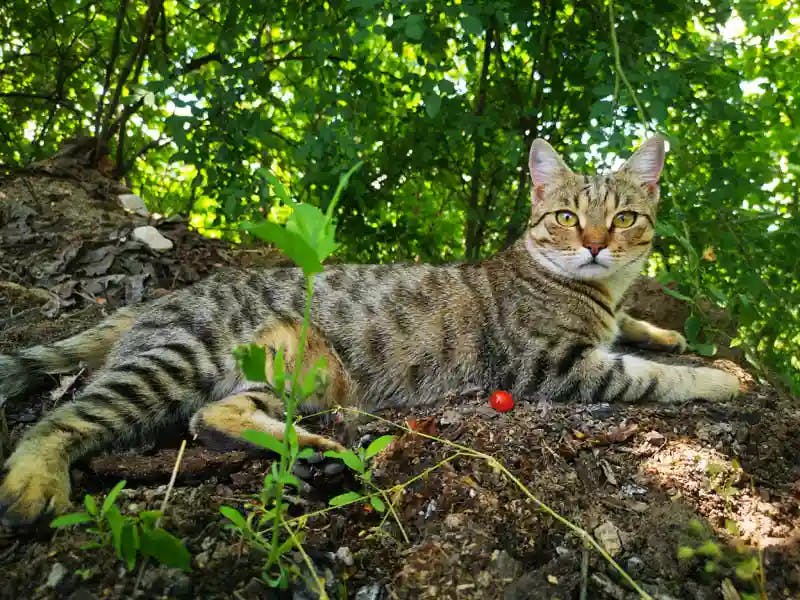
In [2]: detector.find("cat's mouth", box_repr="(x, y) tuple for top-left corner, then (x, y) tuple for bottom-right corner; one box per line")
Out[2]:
(581, 258), (608, 269)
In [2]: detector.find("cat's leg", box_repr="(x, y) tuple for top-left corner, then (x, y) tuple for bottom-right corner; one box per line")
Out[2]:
(616, 311), (687, 353)
(0, 340), (212, 527)
(524, 344), (739, 404)
(189, 390), (345, 452)
(191, 320), (353, 454)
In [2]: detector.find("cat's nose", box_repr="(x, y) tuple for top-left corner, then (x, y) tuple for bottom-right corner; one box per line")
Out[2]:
(584, 243), (606, 257)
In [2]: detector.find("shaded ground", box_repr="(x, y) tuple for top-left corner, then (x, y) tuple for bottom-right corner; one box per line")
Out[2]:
(0, 154), (798, 599)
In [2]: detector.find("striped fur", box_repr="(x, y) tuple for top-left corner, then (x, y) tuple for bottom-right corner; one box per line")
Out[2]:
(0, 136), (739, 527)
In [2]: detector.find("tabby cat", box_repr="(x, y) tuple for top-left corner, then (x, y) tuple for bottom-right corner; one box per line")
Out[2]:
(0, 136), (739, 528)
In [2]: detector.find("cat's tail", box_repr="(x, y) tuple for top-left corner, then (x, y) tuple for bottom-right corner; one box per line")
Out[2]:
(0, 307), (139, 406)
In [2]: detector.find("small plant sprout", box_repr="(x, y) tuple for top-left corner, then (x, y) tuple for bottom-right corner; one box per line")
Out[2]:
(50, 480), (191, 572)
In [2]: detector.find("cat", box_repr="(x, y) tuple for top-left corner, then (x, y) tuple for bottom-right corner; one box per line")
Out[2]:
(0, 135), (740, 528)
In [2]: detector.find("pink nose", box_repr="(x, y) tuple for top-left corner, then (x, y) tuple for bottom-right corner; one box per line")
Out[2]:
(585, 243), (605, 257)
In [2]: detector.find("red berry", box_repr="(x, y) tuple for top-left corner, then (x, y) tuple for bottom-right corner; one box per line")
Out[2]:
(489, 390), (514, 412)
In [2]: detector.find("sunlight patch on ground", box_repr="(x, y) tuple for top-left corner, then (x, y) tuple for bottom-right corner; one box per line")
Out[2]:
(640, 439), (791, 549)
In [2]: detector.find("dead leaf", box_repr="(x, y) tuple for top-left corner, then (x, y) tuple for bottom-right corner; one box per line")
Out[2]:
(600, 459), (618, 485)
(49, 370), (84, 406)
(601, 421), (639, 444)
(406, 416), (438, 436)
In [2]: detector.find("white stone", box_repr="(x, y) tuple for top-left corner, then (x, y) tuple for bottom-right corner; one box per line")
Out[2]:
(594, 521), (623, 557)
(132, 226), (173, 251)
(118, 193), (149, 216)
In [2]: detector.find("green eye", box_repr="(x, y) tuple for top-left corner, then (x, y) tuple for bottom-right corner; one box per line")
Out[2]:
(613, 211), (637, 229)
(555, 210), (579, 228)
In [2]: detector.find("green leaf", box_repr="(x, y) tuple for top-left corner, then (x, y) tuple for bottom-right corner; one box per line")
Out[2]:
(324, 449), (365, 474)
(84, 494), (98, 517)
(50, 512), (93, 528)
(424, 93), (441, 118)
(119, 523), (140, 571)
(241, 429), (287, 457)
(242, 221), (323, 275)
(101, 480), (127, 516)
(272, 346), (286, 395)
(364, 435), (395, 459)
(661, 285), (693, 303)
(692, 342), (717, 357)
(140, 527), (192, 572)
(233, 343), (268, 383)
(684, 315), (701, 343)
(326, 161), (364, 222)
(277, 471), (301, 489)
(138, 510), (163, 529)
(369, 495), (386, 512)
(328, 491), (363, 507)
(300, 356), (328, 397)
(220, 506), (248, 530)
(297, 447), (316, 460)
(105, 505), (126, 554)
(461, 15), (483, 35)
(404, 15), (426, 41)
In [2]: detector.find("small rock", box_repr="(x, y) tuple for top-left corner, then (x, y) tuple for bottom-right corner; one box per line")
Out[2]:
(354, 583), (387, 600)
(335, 546), (354, 567)
(586, 403), (614, 419)
(293, 463), (312, 479)
(201, 536), (215, 551)
(424, 499), (437, 519)
(67, 590), (98, 600)
(491, 549), (523, 580)
(444, 512), (466, 529)
(593, 521), (623, 557)
(440, 409), (462, 426)
(194, 551), (211, 568)
(555, 545), (571, 557)
(118, 193), (149, 216)
(474, 405), (499, 419)
(164, 570), (192, 597)
(621, 483), (648, 497)
(644, 430), (666, 445)
(132, 226), (173, 251)
(45, 563), (67, 588)
(322, 461), (345, 476)
(626, 555), (644, 575)
(305, 451), (326, 464)
(237, 578), (267, 600)
(591, 572), (626, 599)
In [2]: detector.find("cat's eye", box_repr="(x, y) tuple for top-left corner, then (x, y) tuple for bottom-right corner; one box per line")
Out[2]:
(555, 210), (579, 228)
(613, 211), (637, 229)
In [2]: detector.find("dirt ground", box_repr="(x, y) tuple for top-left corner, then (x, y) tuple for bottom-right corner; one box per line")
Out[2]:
(0, 154), (798, 600)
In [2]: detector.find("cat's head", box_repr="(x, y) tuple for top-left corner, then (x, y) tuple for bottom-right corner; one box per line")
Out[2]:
(524, 136), (665, 283)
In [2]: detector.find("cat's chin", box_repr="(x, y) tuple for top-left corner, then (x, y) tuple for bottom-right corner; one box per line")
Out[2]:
(572, 262), (613, 280)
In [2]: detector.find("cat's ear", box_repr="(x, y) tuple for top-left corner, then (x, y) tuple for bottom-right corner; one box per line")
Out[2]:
(620, 135), (665, 192)
(528, 138), (572, 202)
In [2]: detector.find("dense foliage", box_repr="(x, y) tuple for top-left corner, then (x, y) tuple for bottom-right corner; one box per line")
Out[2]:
(0, 0), (797, 392)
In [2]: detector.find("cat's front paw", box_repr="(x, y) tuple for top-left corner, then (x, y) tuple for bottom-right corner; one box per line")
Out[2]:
(693, 367), (740, 402)
(0, 459), (71, 528)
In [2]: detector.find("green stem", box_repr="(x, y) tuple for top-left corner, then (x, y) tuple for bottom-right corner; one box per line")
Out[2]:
(266, 275), (314, 572)
(608, 1), (649, 130)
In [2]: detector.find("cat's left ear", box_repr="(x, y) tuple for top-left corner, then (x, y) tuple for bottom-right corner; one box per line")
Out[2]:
(620, 135), (666, 193)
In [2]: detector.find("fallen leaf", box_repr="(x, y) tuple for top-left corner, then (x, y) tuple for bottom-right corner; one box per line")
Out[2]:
(406, 416), (438, 436)
(602, 421), (639, 444)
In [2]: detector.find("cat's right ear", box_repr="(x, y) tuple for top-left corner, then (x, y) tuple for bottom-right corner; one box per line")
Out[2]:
(528, 138), (572, 202)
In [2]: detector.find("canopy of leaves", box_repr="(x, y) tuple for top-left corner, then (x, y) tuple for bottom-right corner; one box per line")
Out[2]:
(0, 0), (797, 392)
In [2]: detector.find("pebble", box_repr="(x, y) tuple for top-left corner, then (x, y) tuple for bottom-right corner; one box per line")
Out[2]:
(305, 451), (326, 464)
(293, 463), (313, 479)
(626, 555), (644, 575)
(322, 461), (345, 476)
(621, 483), (648, 497)
(67, 590), (98, 600)
(586, 403), (614, 419)
(491, 549), (523, 580)
(132, 226), (173, 251)
(335, 546), (354, 567)
(594, 521), (623, 557)
(440, 409), (462, 426)
(45, 562), (67, 588)
(354, 583), (387, 600)
(118, 193), (149, 216)
(644, 430), (666, 445)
